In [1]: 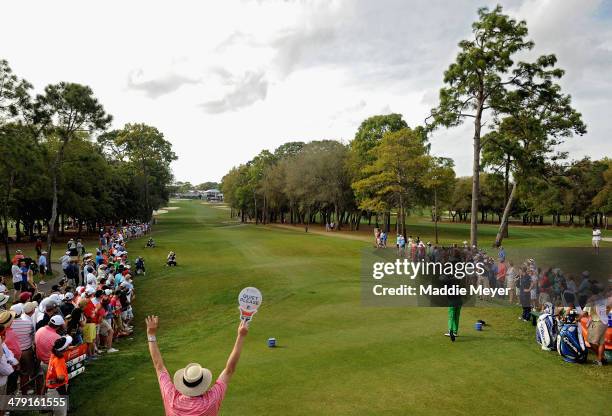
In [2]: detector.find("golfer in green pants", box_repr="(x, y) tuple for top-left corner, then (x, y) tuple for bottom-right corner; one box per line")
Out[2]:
(448, 305), (461, 341)
(445, 283), (463, 342)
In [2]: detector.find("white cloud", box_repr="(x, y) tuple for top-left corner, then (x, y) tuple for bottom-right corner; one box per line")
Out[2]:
(201, 71), (268, 113)
(127, 70), (200, 98)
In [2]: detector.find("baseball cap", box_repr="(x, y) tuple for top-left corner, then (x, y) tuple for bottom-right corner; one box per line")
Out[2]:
(64, 292), (75, 301)
(10, 304), (24, 317)
(19, 292), (32, 302)
(86, 287), (96, 295)
(53, 335), (73, 352)
(49, 315), (65, 326)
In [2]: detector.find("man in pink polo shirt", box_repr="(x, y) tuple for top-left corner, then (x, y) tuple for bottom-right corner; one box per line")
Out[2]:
(146, 316), (249, 416)
(34, 315), (63, 365)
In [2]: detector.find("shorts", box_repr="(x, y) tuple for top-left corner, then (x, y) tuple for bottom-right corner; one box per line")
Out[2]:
(83, 323), (97, 344)
(13, 281), (22, 291)
(121, 307), (133, 321)
(99, 319), (112, 337)
(19, 347), (36, 377)
(592, 239), (600, 247)
(113, 315), (124, 332)
(587, 320), (606, 345)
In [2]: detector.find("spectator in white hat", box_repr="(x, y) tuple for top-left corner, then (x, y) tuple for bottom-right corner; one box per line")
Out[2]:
(34, 314), (63, 389)
(36, 297), (61, 331)
(23, 301), (38, 329)
(146, 316), (249, 416)
(60, 292), (75, 317)
(59, 251), (71, 278)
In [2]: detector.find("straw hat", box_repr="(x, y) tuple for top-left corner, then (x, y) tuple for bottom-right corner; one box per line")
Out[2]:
(0, 310), (15, 327)
(173, 363), (212, 397)
(23, 302), (37, 314)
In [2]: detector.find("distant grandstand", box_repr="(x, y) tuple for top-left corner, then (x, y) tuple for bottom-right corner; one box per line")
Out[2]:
(173, 188), (223, 201)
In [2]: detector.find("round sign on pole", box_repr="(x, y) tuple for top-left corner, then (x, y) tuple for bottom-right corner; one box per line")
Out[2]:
(238, 287), (262, 323)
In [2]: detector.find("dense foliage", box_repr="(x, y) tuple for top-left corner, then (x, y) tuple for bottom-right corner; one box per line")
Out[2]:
(0, 59), (176, 263)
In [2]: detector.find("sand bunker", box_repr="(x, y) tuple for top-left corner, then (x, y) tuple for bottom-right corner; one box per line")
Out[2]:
(153, 206), (181, 215)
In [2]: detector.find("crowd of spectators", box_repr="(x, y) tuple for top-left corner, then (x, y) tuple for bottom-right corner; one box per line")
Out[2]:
(0, 222), (149, 411)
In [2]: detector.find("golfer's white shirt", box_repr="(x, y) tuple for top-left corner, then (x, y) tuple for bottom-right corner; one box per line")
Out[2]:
(592, 229), (601, 241)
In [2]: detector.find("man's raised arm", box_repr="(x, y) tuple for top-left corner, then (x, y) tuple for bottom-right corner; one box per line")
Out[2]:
(218, 320), (249, 385)
(146, 315), (166, 375)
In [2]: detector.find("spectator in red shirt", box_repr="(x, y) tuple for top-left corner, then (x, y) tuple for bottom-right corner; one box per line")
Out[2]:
(11, 250), (25, 266)
(539, 269), (553, 305)
(81, 294), (98, 360)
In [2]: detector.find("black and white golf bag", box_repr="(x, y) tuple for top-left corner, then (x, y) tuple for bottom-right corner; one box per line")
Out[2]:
(536, 307), (557, 351)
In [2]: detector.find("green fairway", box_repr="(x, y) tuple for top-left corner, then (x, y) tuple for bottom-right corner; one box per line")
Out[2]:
(70, 201), (610, 415)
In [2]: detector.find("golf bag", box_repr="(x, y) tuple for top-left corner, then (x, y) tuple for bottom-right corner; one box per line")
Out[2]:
(167, 253), (176, 267)
(536, 314), (557, 351)
(557, 322), (588, 363)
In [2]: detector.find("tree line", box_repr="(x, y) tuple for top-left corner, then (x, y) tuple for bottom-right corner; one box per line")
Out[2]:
(0, 59), (177, 267)
(222, 6), (611, 246)
(221, 115), (610, 238)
